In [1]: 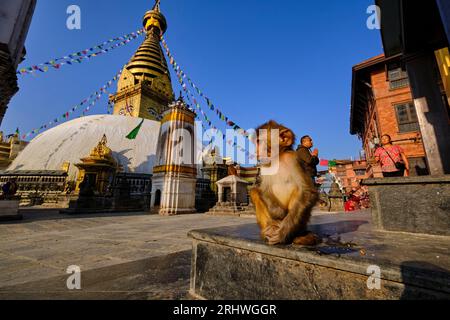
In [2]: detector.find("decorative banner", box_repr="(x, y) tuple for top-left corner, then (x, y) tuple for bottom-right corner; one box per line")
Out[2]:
(21, 69), (123, 140)
(161, 37), (256, 160)
(18, 29), (144, 76)
(161, 37), (252, 139)
(169, 47), (255, 160)
(172, 63), (223, 144)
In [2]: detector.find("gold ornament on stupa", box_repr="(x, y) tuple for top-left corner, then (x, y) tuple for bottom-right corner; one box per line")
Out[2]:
(74, 135), (118, 195)
(85, 134), (115, 163)
(110, 0), (174, 121)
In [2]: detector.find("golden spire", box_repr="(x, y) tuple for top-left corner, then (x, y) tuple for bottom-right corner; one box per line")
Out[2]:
(153, 0), (161, 13)
(125, 0), (171, 83)
(110, 0), (174, 121)
(144, 0), (167, 35)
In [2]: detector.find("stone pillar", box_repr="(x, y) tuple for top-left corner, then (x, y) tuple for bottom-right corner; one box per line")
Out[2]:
(406, 53), (450, 175)
(151, 98), (197, 215)
(217, 184), (223, 204)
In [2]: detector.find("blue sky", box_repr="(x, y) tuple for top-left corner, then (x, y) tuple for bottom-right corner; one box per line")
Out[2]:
(1, 0), (382, 162)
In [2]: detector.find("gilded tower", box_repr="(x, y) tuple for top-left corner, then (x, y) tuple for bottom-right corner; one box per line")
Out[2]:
(109, 0), (174, 121)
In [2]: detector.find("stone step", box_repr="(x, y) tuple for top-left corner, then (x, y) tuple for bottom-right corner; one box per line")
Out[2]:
(188, 211), (450, 300)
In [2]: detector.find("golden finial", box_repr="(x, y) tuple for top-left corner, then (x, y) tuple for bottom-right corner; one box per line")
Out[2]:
(100, 134), (108, 146)
(153, 0), (161, 12)
(144, 0), (167, 34)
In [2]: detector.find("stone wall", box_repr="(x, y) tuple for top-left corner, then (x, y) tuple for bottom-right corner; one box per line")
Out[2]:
(363, 176), (450, 236)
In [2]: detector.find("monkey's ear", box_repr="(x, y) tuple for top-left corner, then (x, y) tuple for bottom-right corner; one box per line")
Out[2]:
(279, 129), (294, 148)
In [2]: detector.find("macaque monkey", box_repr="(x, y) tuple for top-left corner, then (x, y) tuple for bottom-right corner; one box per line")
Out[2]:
(250, 120), (320, 246)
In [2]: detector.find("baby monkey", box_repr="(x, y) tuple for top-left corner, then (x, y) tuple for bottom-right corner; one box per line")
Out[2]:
(250, 120), (320, 246)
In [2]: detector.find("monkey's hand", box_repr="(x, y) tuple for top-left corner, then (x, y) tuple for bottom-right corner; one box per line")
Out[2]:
(265, 217), (298, 245)
(263, 220), (286, 245)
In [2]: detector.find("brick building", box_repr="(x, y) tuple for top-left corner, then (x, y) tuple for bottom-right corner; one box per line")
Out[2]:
(376, 0), (450, 175)
(349, 54), (444, 177)
(329, 160), (371, 193)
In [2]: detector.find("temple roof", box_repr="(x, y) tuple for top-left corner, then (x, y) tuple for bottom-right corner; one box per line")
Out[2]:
(217, 175), (249, 185)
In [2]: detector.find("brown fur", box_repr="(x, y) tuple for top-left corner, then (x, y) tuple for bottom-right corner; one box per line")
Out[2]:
(250, 120), (320, 246)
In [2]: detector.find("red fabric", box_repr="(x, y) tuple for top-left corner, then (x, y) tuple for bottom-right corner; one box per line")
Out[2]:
(345, 200), (356, 212)
(375, 145), (404, 172)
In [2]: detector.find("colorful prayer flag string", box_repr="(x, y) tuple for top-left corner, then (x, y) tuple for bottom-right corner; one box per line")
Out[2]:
(168, 43), (255, 160)
(21, 69), (123, 140)
(18, 29), (145, 76)
(174, 66), (223, 147)
(161, 37), (253, 141)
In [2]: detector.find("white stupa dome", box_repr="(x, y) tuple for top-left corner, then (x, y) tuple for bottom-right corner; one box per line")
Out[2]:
(7, 115), (161, 180)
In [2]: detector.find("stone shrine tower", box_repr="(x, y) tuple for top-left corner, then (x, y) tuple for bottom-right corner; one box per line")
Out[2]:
(151, 97), (197, 215)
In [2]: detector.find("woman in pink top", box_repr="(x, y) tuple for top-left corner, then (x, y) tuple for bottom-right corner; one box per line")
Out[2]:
(374, 135), (410, 177)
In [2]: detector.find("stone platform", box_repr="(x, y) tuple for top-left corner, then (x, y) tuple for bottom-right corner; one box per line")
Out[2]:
(363, 176), (450, 236)
(188, 211), (450, 300)
(207, 202), (255, 217)
(0, 199), (22, 221)
(60, 195), (149, 215)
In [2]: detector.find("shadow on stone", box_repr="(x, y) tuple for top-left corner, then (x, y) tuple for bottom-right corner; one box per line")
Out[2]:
(310, 220), (369, 236)
(0, 209), (149, 225)
(0, 250), (192, 300)
(400, 261), (450, 300)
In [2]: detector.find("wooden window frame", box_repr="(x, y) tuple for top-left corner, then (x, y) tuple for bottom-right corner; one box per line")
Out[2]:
(393, 102), (420, 133)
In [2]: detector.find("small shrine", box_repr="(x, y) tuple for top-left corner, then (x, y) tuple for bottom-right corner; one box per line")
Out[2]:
(207, 173), (255, 216)
(328, 179), (345, 212)
(74, 134), (118, 196)
(216, 175), (249, 205)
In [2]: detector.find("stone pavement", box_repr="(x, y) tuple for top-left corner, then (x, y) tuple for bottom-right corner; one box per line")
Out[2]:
(0, 210), (257, 299)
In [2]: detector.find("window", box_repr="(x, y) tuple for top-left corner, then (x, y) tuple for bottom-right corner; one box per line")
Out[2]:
(394, 102), (420, 133)
(354, 169), (366, 176)
(387, 63), (409, 90)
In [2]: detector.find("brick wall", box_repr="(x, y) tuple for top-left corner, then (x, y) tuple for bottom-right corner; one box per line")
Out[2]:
(362, 68), (427, 176)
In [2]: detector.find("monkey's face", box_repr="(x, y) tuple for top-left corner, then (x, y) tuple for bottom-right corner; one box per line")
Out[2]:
(255, 121), (295, 166)
(256, 130), (273, 165)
